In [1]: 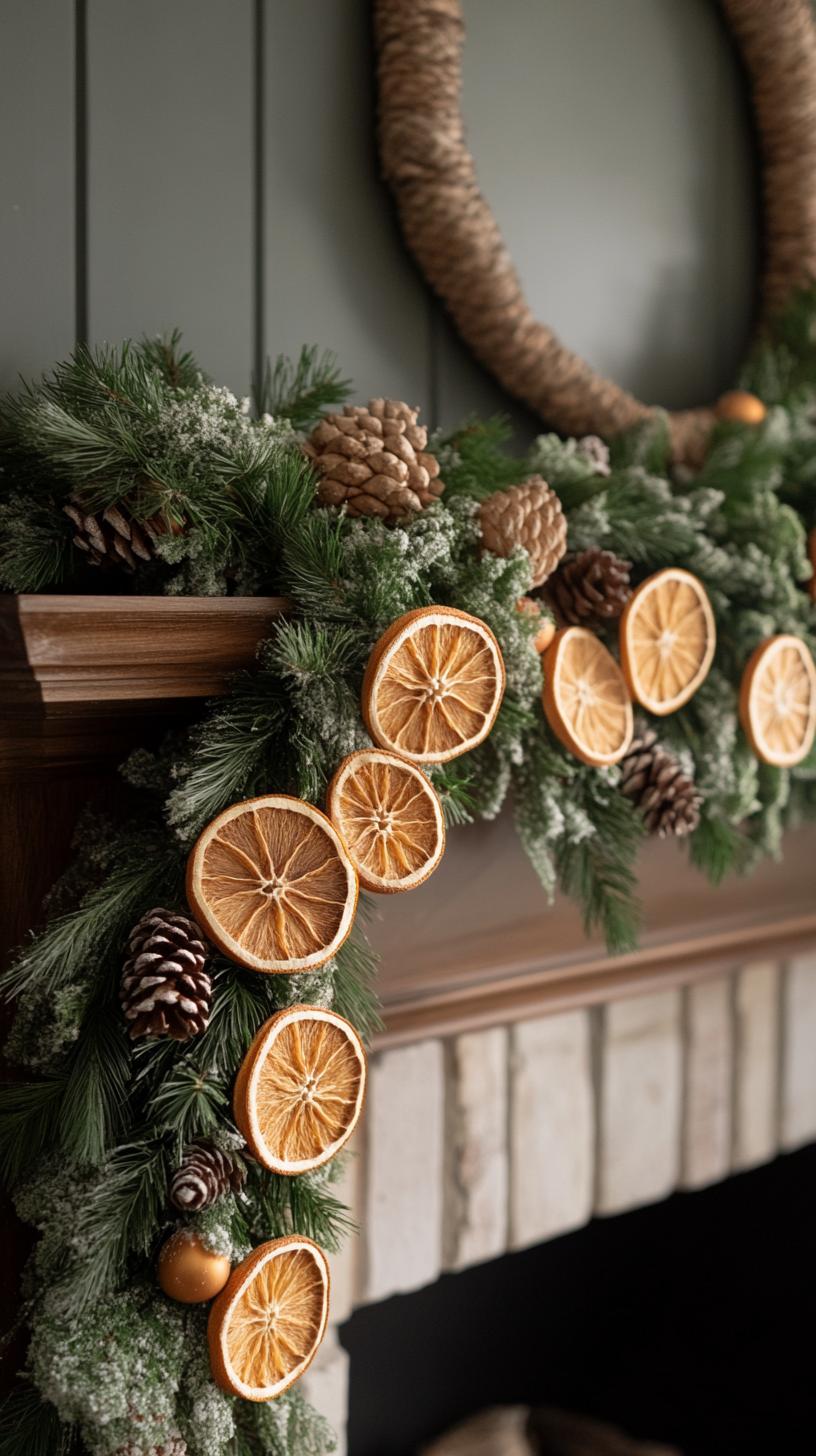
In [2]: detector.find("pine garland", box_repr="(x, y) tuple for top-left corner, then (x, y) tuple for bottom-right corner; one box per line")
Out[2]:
(1, 295), (816, 1455)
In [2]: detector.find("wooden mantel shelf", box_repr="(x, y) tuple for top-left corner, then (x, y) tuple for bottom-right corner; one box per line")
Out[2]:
(1, 593), (286, 705)
(2, 593), (815, 1042)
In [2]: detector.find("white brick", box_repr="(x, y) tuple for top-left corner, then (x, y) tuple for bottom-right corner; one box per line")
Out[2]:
(509, 1011), (594, 1250)
(443, 1026), (508, 1271)
(298, 1327), (350, 1456)
(597, 990), (682, 1215)
(681, 977), (732, 1189)
(363, 1039), (444, 1301)
(327, 1130), (364, 1325)
(733, 960), (779, 1171)
(782, 953), (816, 1150)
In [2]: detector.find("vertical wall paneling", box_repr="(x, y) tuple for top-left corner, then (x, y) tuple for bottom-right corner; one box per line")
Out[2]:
(0, 0), (76, 388)
(262, 1), (431, 407)
(86, 1), (255, 394)
(434, 0), (757, 434)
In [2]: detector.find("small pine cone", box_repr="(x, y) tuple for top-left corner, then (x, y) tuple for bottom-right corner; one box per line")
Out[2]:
(479, 476), (567, 588)
(63, 497), (156, 571)
(575, 434), (611, 476)
(169, 1140), (246, 1212)
(548, 548), (632, 628)
(120, 908), (211, 1042)
(304, 397), (445, 522)
(619, 723), (702, 838)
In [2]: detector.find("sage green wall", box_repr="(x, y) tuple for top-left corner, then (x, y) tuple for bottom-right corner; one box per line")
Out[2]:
(0, 0), (756, 438)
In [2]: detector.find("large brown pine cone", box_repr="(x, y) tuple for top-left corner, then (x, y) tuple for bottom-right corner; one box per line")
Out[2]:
(169, 1140), (246, 1212)
(304, 398), (444, 521)
(120, 908), (211, 1042)
(63, 498), (156, 571)
(619, 723), (702, 838)
(548, 548), (632, 628)
(479, 477), (567, 588)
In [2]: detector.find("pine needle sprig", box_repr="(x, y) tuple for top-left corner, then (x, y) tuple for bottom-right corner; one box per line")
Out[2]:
(65, 1140), (170, 1313)
(165, 678), (288, 844)
(0, 1078), (67, 1187)
(56, 1007), (132, 1165)
(0, 847), (177, 1002)
(246, 1165), (355, 1255)
(331, 925), (383, 1045)
(554, 775), (644, 953)
(434, 416), (525, 500)
(0, 1387), (75, 1456)
(254, 346), (352, 431)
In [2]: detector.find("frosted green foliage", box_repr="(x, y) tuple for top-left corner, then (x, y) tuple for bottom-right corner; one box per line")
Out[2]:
(177, 1321), (236, 1455)
(527, 431), (610, 509)
(189, 1195), (251, 1263)
(272, 964), (336, 1011)
(466, 744), (512, 821)
(28, 1285), (185, 1456)
(251, 1388), (337, 1456)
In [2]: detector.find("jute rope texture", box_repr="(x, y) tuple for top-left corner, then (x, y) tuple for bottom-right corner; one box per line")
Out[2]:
(375, 0), (816, 463)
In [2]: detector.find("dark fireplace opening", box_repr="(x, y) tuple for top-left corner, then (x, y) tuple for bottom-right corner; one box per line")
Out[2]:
(341, 1145), (816, 1456)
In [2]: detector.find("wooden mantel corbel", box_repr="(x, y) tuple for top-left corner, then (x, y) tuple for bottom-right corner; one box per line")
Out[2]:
(1, 592), (815, 1045)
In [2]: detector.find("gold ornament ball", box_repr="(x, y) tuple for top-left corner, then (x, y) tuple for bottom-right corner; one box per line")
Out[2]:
(157, 1229), (231, 1304)
(516, 596), (556, 654)
(715, 390), (767, 426)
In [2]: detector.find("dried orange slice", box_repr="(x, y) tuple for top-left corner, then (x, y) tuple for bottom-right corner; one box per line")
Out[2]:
(208, 1235), (330, 1401)
(619, 568), (716, 715)
(362, 606), (505, 764)
(327, 748), (445, 893)
(233, 1004), (366, 1174)
(542, 626), (633, 767)
(739, 634), (816, 766)
(187, 795), (357, 974)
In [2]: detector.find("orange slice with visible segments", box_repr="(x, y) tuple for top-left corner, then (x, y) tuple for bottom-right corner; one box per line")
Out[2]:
(362, 606), (505, 764)
(739, 634), (816, 766)
(208, 1236), (330, 1401)
(327, 748), (445, 893)
(187, 796), (358, 974)
(619, 568), (716, 715)
(542, 626), (633, 767)
(233, 1004), (366, 1174)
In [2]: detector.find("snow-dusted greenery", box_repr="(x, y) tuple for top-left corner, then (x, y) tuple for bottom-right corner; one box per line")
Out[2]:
(1, 297), (816, 1454)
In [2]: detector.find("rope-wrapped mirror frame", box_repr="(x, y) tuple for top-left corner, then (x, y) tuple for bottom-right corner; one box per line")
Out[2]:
(374, 0), (816, 463)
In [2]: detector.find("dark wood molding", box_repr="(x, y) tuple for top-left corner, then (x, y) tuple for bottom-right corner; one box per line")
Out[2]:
(0, 593), (287, 704)
(0, 594), (286, 777)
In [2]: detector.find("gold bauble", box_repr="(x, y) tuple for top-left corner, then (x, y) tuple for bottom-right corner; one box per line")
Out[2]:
(157, 1229), (231, 1304)
(715, 390), (767, 425)
(516, 595), (556, 654)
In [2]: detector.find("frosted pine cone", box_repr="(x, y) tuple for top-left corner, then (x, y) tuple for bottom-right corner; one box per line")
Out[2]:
(479, 476), (567, 588)
(63, 498), (156, 571)
(575, 434), (611, 476)
(304, 398), (444, 521)
(619, 723), (702, 837)
(548, 548), (632, 628)
(120, 908), (211, 1042)
(169, 1140), (246, 1212)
